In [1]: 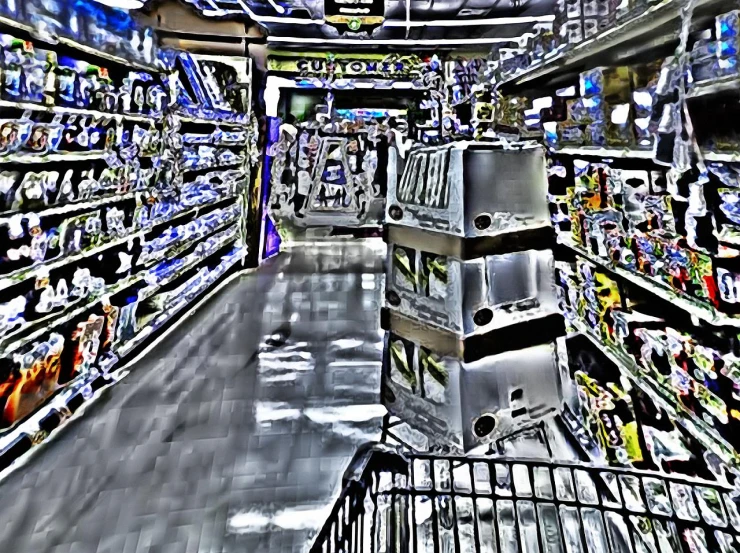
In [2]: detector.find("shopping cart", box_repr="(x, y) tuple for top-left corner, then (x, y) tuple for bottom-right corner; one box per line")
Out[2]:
(310, 443), (740, 553)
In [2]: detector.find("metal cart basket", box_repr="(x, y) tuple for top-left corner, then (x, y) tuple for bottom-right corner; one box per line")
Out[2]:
(310, 443), (740, 553)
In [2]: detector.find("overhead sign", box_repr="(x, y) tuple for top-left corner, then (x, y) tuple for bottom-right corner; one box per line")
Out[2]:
(323, 0), (385, 32)
(267, 53), (423, 78)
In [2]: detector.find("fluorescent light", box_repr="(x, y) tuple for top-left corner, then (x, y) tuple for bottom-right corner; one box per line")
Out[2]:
(385, 15), (555, 27)
(94, 0), (143, 8)
(198, 5), (323, 24)
(192, 3), (554, 30)
(266, 0), (286, 14)
(268, 36), (520, 45)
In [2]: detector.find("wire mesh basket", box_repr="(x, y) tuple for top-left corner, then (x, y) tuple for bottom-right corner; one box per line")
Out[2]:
(310, 443), (740, 553)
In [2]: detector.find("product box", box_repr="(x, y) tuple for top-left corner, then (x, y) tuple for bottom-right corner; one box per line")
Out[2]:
(386, 243), (560, 335)
(382, 331), (567, 453)
(386, 142), (550, 239)
(459, 341), (566, 451)
(579, 66), (632, 103)
(382, 331), (464, 452)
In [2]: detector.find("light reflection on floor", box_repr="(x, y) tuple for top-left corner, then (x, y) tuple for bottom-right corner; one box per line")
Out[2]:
(0, 240), (387, 553)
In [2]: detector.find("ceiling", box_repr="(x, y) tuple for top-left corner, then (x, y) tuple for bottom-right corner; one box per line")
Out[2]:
(177, 0), (555, 44)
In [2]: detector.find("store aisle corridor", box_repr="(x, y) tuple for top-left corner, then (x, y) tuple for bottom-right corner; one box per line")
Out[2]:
(0, 240), (387, 553)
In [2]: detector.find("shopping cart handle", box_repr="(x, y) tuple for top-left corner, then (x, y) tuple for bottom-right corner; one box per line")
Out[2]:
(342, 442), (409, 485)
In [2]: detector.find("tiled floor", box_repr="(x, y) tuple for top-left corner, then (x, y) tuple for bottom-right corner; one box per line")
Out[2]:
(0, 240), (387, 553)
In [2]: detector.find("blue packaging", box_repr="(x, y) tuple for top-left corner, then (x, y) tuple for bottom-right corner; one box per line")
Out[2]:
(717, 10), (740, 41)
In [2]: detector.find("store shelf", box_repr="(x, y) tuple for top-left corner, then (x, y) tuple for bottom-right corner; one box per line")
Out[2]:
(0, 15), (159, 73)
(138, 209), (240, 269)
(0, 216), (239, 359)
(0, 197), (228, 294)
(548, 143), (740, 163)
(0, 272), (144, 358)
(181, 159), (246, 174)
(57, 37), (159, 73)
(0, 252), (246, 479)
(0, 232), (142, 294)
(0, 191), (138, 227)
(181, 139), (249, 147)
(137, 230), (239, 303)
(0, 99), (162, 124)
(549, 146), (655, 159)
(175, 114), (249, 128)
(560, 238), (740, 328)
(0, 215), (238, 356)
(112, 248), (244, 359)
(0, 367), (92, 457)
(0, 150), (109, 164)
(703, 150), (740, 162)
(688, 75), (740, 99)
(572, 320), (740, 468)
(497, 0), (730, 91)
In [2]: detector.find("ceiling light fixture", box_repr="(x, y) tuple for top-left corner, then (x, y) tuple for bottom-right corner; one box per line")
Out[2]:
(93, 0), (144, 8)
(385, 15), (555, 27)
(192, 2), (553, 28)
(267, 36), (521, 45)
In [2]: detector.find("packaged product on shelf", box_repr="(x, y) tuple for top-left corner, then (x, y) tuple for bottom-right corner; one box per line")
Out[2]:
(119, 72), (167, 116)
(525, 25), (560, 63)
(554, 0), (583, 45)
(585, 121), (607, 146)
(27, 117), (65, 154)
(0, 36), (57, 105)
(575, 370), (644, 466)
(568, 336), (717, 474)
(630, 62), (660, 146)
(606, 103), (634, 147)
(552, 122), (587, 147)
(0, 0), (20, 20)
(56, 58), (110, 110)
(612, 308), (665, 355)
(62, 115), (116, 153)
(23, 0), (66, 42)
(0, 118), (34, 155)
(580, 66), (632, 103)
(567, 95), (607, 125)
(717, 10), (740, 73)
(68, 314), (105, 377)
(558, 19), (584, 46)
(715, 246), (740, 311)
(493, 48), (531, 81)
(0, 332), (64, 428)
(691, 33), (719, 84)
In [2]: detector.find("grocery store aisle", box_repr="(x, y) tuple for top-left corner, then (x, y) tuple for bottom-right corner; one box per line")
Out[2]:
(0, 240), (387, 553)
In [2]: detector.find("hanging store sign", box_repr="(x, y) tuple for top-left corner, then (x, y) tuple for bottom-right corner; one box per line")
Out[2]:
(268, 53), (423, 78)
(323, 0), (385, 32)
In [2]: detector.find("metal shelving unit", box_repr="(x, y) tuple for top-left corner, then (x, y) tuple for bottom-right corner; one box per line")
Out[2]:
(559, 238), (740, 328)
(0, 42), (254, 481)
(549, 146), (656, 159)
(0, 99), (163, 124)
(497, 0), (733, 92)
(0, 15), (160, 73)
(572, 320), (740, 469)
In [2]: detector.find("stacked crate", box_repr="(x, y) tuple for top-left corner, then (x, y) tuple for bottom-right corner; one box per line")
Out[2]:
(381, 142), (568, 452)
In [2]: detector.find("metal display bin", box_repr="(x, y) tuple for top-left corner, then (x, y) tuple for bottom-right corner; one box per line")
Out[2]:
(386, 243), (560, 336)
(382, 331), (568, 453)
(386, 143), (550, 239)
